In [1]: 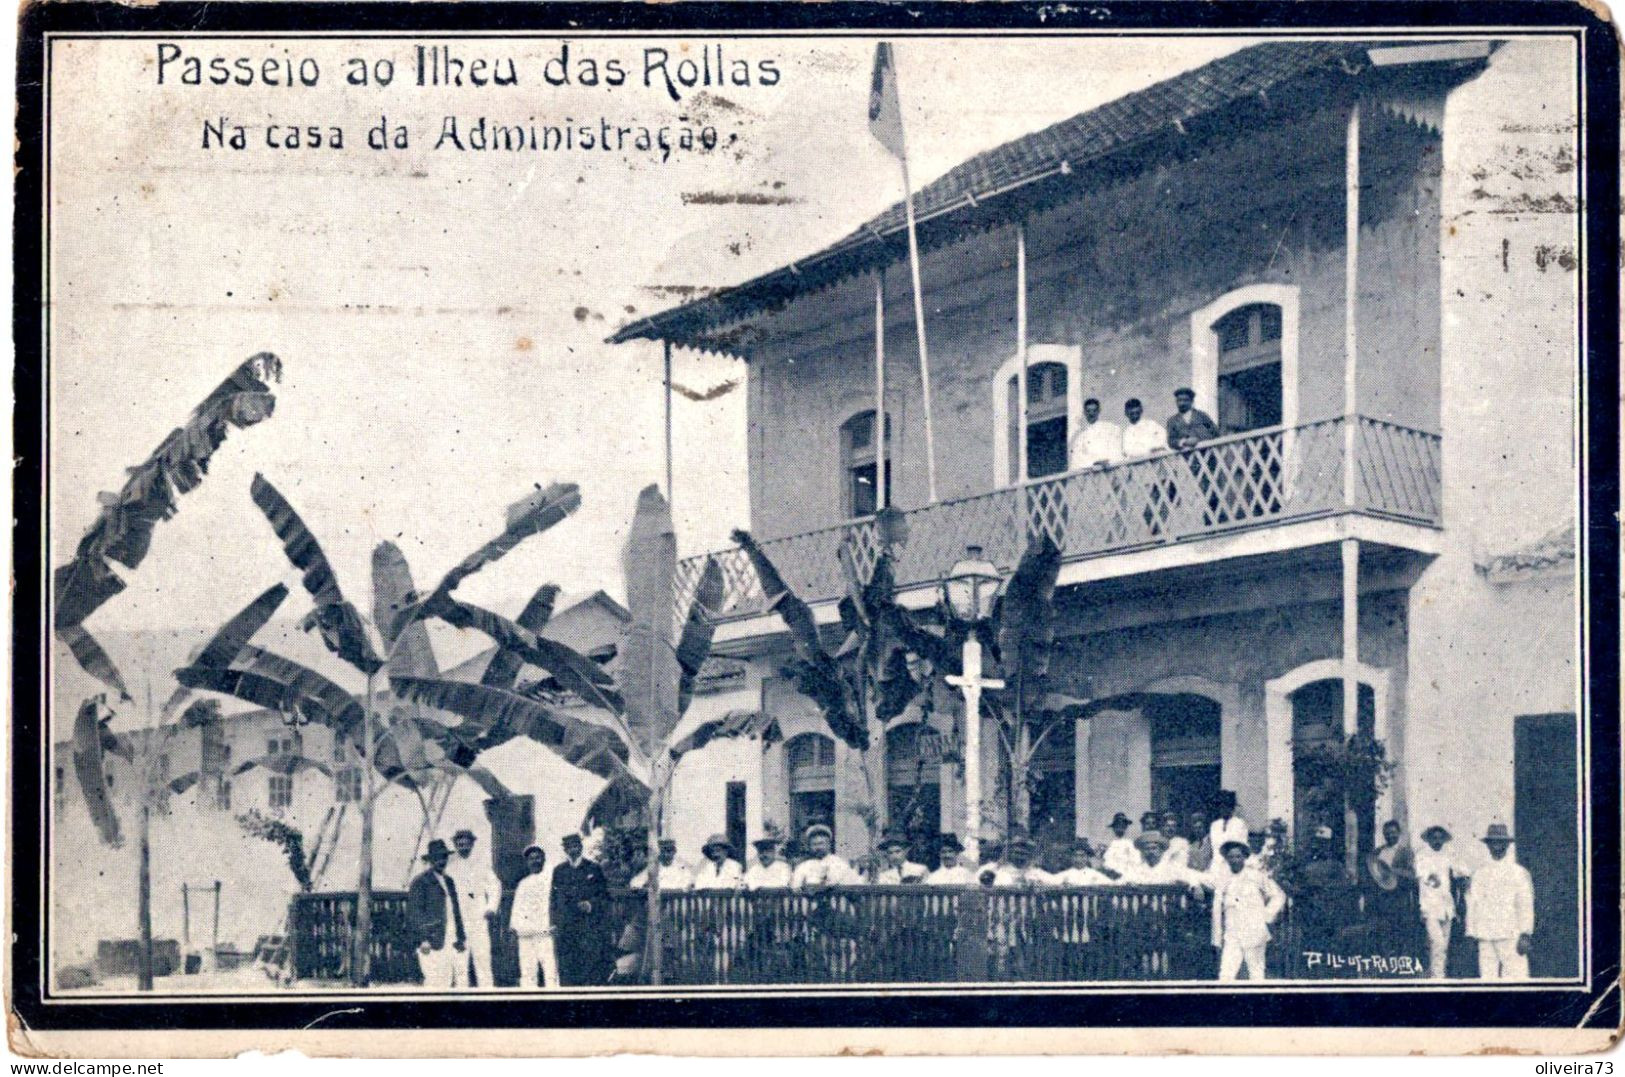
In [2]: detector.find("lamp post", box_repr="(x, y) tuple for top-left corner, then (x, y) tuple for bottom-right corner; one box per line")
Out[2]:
(942, 546), (1003, 867)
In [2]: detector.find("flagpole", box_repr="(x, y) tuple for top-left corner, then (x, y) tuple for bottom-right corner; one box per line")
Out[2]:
(899, 153), (938, 504)
(874, 269), (887, 511)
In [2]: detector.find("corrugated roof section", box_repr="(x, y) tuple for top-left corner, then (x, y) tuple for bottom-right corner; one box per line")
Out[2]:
(609, 40), (1374, 352)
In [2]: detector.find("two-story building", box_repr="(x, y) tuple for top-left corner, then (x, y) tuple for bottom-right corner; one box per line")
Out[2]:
(612, 37), (1582, 977)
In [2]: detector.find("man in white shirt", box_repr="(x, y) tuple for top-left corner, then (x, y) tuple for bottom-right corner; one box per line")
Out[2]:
(1465, 822), (1535, 980)
(1207, 791), (1249, 878)
(1054, 839), (1112, 887)
(1212, 840), (1286, 981)
(1414, 824), (1459, 978)
(1120, 831), (1210, 890)
(1102, 812), (1143, 879)
(629, 838), (692, 891)
(925, 834), (976, 886)
(692, 833), (744, 890)
(445, 829), (502, 989)
(1068, 397), (1122, 470)
(1120, 398), (1169, 458)
(509, 846), (558, 989)
(991, 832), (1057, 888)
(790, 824), (861, 890)
(743, 837), (792, 890)
(872, 831), (928, 885)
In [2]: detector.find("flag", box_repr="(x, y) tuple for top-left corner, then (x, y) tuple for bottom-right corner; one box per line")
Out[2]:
(868, 42), (906, 161)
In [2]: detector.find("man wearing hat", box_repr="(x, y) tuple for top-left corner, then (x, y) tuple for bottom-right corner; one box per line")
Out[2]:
(744, 836), (792, 890)
(630, 838), (692, 892)
(926, 834), (976, 886)
(790, 823), (860, 890)
(1122, 830), (1209, 889)
(549, 832), (611, 986)
(693, 833), (744, 890)
(406, 839), (466, 989)
(1055, 838), (1112, 887)
(872, 830), (928, 885)
(509, 845), (557, 989)
(1464, 822), (1535, 980)
(1211, 838), (1285, 981)
(991, 830), (1056, 888)
(445, 828), (502, 989)
(1205, 791), (1249, 878)
(1102, 812), (1144, 878)
(1165, 387), (1219, 449)
(1415, 825), (1459, 978)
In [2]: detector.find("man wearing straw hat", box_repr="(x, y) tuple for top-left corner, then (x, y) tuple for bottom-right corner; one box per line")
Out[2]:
(872, 829), (928, 885)
(744, 836), (792, 890)
(1102, 812), (1143, 879)
(693, 833), (744, 890)
(790, 823), (860, 890)
(1211, 839), (1285, 981)
(1414, 824), (1460, 978)
(1465, 821), (1535, 980)
(926, 834), (976, 886)
(406, 838), (466, 989)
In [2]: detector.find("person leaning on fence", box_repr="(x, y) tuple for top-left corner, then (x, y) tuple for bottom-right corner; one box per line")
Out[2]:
(744, 836), (792, 890)
(1119, 831), (1210, 891)
(926, 833), (976, 886)
(992, 831), (1058, 888)
(873, 830), (929, 885)
(509, 845), (559, 989)
(1465, 821), (1535, 980)
(1415, 824), (1459, 978)
(406, 839), (467, 989)
(630, 838), (692, 891)
(790, 824), (861, 890)
(1212, 839), (1285, 982)
(693, 833), (744, 890)
(1102, 812), (1143, 879)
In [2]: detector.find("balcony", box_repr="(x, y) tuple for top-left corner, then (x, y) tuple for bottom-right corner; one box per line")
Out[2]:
(681, 416), (1442, 622)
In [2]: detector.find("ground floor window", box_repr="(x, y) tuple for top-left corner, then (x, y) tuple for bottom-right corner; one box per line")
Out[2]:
(1149, 694), (1222, 817)
(268, 774), (293, 812)
(787, 733), (836, 848)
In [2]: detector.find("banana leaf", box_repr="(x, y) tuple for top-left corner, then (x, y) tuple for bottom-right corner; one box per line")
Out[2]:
(165, 770), (205, 797)
(621, 485), (683, 763)
(391, 676), (648, 787)
(371, 542), (439, 680)
(481, 584), (559, 689)
(674, 558), (723, 717)
(57, 624), (131, 702)
(461, 765), (512, 801)
(175, 645), (367, 741)
(435, 599), (623, 714)
(731, 528), (822, 659)
(250, 474), (383, 676)
(993, 533), (1062, 704)
(667, 709), (781, 759)
(71, 697), (123, 847)
(53, 352), (282, 633)
(192, 584), (289, 671)
(232, 753), (334, 779)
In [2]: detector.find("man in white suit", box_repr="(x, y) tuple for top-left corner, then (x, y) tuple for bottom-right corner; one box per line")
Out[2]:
(1212, 839), (1285, 981)
(1465, 821), (1535, 980)
(445, 828), (503, 989)
(509, 846), (558, 989)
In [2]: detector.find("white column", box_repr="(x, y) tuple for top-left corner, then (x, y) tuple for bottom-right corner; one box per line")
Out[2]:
(1016, 222), (1029, 483)
(1342, 100), (1363, 869)
(874, 270), (887, 510)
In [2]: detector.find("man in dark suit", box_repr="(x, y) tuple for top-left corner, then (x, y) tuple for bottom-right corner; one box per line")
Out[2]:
(550, 833), (611, 986)
(407, 838), (467, 988)
(1165, 387), (1221, 448)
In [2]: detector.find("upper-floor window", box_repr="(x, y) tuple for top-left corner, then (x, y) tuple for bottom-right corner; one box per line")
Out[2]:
(267, 732), (301, 757)
(840, 410), (891, 518)
(1213, 303), (1283, 433)
(1002, 360), (1071, 484)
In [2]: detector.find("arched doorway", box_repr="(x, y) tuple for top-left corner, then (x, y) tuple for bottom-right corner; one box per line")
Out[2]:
(885, 723), (941, 861)
(1291, 679), (1377, 855)
(786, 732), (836, 847)
(1026, 717), (1077, 855)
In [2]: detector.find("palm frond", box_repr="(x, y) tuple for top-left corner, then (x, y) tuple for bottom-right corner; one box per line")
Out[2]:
(53, 353), (282, 632)
(232, 753), (334, 779)
(57, 624), (131, 701)
(674, 557), (722, 717)
(71, 697), (123, 847)
(391, 676), (648, 786)
(622, 486), (681, 758)
(480, 584), (559, 689)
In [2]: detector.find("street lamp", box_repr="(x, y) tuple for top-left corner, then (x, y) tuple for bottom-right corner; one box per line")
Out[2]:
(941, 545), (1004, 868)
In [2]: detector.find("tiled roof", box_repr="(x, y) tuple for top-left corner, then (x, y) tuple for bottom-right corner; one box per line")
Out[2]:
(610, 40), (1377, 351)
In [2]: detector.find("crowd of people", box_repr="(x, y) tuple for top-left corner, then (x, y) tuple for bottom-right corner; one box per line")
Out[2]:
(399, 789), (1537, 988)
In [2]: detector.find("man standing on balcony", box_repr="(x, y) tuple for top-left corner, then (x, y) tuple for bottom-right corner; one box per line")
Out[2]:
(926, 834), (975, 885)
(1186, 810), (1214, 872)
(1464, 822), (1535, 980)
(744, 836), (792, 890)
(1163, 811), (1192, 867)
(1212, 839), (1285, 981)
(873, 830), (929, 884)
(1166, 387), (1220, 449)
(1120, 399), (1167, 458)
(791, 824), (861, 890)
(693, 834), (744, 890)
(991, 831), (1056, 887)
(445, 828), (502, 989)
(1207, 791), (1249, 877)
(630, 838), (692, 891)
(1068, 397), (1122, 470)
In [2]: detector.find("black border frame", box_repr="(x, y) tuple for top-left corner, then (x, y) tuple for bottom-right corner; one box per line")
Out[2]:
(12, 0), (1620, 1037)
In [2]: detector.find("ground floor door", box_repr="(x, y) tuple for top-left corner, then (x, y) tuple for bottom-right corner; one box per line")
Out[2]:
(1514, 712), (1579, 978)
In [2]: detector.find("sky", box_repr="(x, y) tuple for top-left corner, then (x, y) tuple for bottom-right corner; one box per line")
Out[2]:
(44, 35), (1251, 716)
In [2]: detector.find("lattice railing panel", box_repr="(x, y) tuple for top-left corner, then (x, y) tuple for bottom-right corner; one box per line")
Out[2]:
(1355, 418), (1443, 523)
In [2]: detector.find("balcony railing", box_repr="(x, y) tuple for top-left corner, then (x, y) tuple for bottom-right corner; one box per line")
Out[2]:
(681, 416), (1441, 620)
